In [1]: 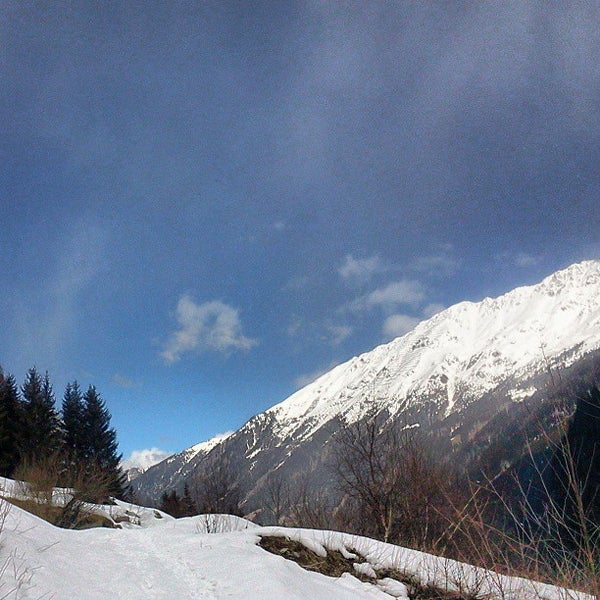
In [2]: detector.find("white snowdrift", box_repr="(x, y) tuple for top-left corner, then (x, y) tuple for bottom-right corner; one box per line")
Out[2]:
(0, 482), (592, 600)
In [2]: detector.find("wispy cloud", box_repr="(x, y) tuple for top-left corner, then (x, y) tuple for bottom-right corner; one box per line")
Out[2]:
(9, 217), (106, 372)
(283, 275), (312, 292)
(286, 316), (303, 339)
(324, 324), (353, 346)
(383, 303), (446, 341)
(339, 254), (387, 285)
(495, 251), (543, 268)
(121, 447), (172, 471)
(411, 251), (459, 277)
(112, 373), (140, 389)
(513, 252), (542, 268)
(161, 296), (257, 364)
(349, 279), (424, 312)
(287, 317), (352, 348)
(382, 314), (421, 340)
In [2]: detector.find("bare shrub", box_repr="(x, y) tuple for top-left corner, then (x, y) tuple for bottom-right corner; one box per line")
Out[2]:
(192, 449), (242, 515)
(0, 500), (36, 600)
(263, 472), (290, 525)
(195, 513), (250, 534)
(54, 460), (117, 529)
(12, 451), (117, 529)
(0, 497), (9, 533)
(13, 450), (63, 523)
(0, 549), (34, 600)
(332, 411), (462, 550)
(287, 474), (336, 530)
(444, 386), (600, 597)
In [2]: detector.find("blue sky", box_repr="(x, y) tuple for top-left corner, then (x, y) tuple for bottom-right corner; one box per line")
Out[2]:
(1, 2), (599, 467)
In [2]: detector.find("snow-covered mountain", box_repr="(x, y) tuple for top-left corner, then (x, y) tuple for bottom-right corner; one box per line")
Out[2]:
(131, 432), (231, 502)
(132, 260), (600, 509)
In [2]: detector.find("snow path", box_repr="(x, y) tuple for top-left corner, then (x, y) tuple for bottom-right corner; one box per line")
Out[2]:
(0, 485), (592, 600)
(0, 506), (389, 599)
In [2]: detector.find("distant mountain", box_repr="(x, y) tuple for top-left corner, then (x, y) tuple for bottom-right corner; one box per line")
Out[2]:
(124, 466), (145, 483)
(131, 432), (231, 503)
(132, 260), (600, 514)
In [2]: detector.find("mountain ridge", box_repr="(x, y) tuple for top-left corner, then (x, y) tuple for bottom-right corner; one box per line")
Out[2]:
(132, 260), (600, 509)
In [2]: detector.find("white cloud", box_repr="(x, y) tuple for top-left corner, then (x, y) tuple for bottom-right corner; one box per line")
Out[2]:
(382, 313), (420, 339)
(161, 296), (257, 364)
(121, 447), (172, 471)
(339, 254), (386, 285)
(350, 279), (424, 312)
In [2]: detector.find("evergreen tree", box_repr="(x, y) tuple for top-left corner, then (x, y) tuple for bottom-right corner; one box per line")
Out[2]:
(159, 489), (181, 516)
(20, 368), (62, 461)
(159, 488), (195, 518)
(81, 385), (125, 498)
(182, 482), (197, 517)
(62, 381), (85, 458)
(0, 367), (23, 476)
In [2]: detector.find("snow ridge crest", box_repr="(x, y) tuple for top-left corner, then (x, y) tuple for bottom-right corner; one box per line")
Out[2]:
(261, 260), (600, 441)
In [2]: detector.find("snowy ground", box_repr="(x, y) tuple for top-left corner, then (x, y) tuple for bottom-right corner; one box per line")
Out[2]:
(0, 478), (592, 600)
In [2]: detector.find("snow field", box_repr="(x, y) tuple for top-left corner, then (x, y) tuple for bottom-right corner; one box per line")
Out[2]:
(1, 487), (592, 600)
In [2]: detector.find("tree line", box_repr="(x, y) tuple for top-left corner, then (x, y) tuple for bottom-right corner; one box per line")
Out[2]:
(0, 365), (124, 499)
(157, 449), (242, 518)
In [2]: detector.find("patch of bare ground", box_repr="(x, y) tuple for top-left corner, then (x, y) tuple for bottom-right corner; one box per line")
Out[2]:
(258, 535), (482, 599)
(3, 497), (117, 530)
(259, 535), (370, 580)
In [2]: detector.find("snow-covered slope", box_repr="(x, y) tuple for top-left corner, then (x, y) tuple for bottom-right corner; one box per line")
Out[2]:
(133, 260), (600, 505)
(0, 493), (591, 599)
(259, 260), (600, 442)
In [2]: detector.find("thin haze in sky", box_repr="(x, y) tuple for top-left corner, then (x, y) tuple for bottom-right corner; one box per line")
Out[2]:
(1, 2), (599, 466)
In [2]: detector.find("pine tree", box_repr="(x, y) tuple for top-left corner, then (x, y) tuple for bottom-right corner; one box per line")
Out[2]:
(159, 489), (188, 517)
(159, 490), (175, 515)
(0, 367), (23, 476)
(62, 381), (85, 458)
(20, 368), (62, 461)
(182, 482), (197, 517)
(81, 385), (125, 498)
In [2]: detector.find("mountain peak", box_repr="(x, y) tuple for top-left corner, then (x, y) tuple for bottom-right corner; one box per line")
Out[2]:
(132, 260), (600, 506)
(255, 260), (600, 440)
